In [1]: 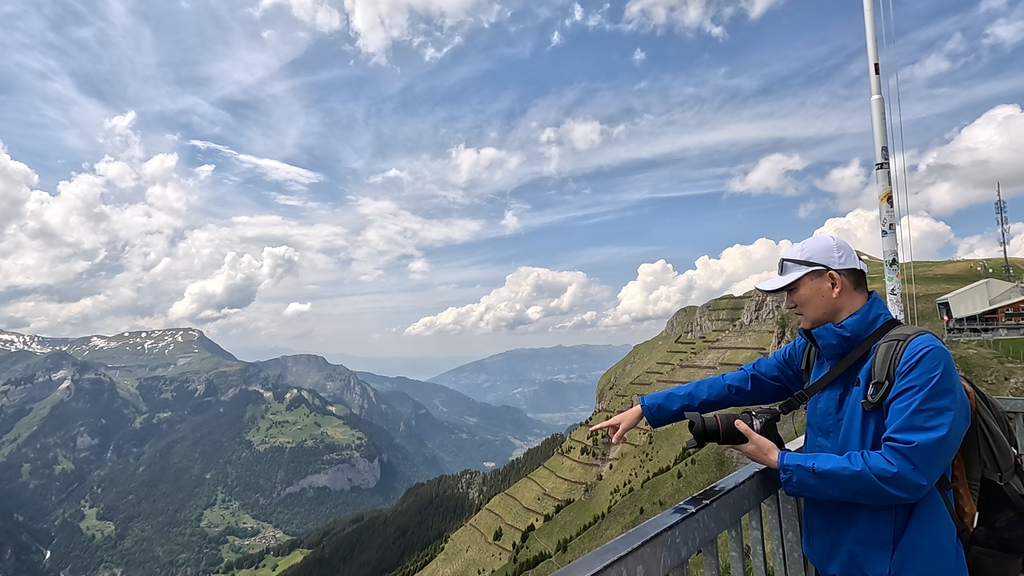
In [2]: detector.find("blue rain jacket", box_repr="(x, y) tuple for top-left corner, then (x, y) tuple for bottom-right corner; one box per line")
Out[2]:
(638, 293), (971, 576)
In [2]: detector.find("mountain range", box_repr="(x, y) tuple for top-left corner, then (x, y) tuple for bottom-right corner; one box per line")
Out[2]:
(430, 344), (632, 426)
(0, 328), (558, 576)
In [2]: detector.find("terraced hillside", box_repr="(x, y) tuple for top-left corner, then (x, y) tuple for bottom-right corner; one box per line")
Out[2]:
(418, 257), (1024, 576)
(417, 291), (801, 576)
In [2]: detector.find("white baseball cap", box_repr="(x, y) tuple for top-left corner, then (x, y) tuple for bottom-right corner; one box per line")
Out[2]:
(754, 235), (868, 294)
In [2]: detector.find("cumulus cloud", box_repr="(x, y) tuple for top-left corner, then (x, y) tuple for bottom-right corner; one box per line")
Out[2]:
(813, 208), (955, 261)
(449, 144), (522, 185)
(501, 203), (528, 233)
(728, 152), (808, 195)
(904, 104), (1024, 216)
(956, 222), (1024, 259)
(258, 0), (344, 32)
(624, 0), (786, 38)
(284, 301), (313, 316)
(814, 158), (872, 211)
(189, 140), (322, 189)
(550, 30), (564, 48)
(540, 118), (608, 151)
(259, 0), (502, 62)
(632, 47), (646, 65)
(0, 112), (489, 336)
(169, 246), (300, 323)
(405, 267), (610, 335)
(601, 238), (792, 326)
(0, 113), (197, 294)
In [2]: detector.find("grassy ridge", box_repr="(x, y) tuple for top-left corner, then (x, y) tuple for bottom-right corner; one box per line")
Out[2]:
(419, 257), (1024, 576)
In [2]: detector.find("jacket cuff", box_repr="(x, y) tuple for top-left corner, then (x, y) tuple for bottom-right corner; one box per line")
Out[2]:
(638, 395), (663, 429)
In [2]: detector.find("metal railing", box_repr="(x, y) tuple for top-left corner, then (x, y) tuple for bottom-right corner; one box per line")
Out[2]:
(553, 398), (1024, 576)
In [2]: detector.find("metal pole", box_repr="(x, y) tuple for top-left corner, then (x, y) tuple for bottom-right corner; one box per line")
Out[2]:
(863, 0), (904, 321)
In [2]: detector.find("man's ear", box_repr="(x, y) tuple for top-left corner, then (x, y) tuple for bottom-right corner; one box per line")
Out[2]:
(828, 271), (843, 297)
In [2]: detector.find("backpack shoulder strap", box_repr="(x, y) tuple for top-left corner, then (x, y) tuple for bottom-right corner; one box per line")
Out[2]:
(779, 318), (901, 415)
(800, 341), (815, 387)
(863, 325), (934, 411)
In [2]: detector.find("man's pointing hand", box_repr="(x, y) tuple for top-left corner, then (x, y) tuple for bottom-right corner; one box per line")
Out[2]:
(589, 405), (645, 444)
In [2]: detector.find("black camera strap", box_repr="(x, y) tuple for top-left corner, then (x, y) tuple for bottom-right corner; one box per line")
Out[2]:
(778, 318), (901, 416)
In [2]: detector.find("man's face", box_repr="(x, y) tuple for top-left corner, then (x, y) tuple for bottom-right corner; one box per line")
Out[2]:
(784, 272), (839, 330)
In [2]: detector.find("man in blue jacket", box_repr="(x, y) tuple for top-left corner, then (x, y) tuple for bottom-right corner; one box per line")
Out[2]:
(591, 235), (971, 576)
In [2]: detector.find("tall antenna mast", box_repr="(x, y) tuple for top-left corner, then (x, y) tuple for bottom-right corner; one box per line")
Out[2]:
(862, 0), (904, 321)
(996, 182), (1014, 281)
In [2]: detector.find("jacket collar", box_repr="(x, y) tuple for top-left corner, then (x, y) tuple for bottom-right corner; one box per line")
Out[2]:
(798, 292), (895, 366)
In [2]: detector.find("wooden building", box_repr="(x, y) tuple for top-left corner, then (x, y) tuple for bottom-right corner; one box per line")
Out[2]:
(936, 278), (1024, 339)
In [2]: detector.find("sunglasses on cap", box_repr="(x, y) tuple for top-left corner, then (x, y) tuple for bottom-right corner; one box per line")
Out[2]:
(777, 258), (836, 275)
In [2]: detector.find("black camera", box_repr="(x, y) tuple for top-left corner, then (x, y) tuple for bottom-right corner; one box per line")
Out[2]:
(683, 408), (785, 450)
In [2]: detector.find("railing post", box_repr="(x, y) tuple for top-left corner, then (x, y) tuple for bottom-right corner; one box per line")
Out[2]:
(764, 494), (787, 575)
(702, 537), (721, 576)
(747, 504), (768, 576)
(726, 522), (744, 576)
(778, 492), (806, 576)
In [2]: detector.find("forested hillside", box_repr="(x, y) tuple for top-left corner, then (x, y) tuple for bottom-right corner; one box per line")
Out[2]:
(215, 433), (566, 576)
(0, 330), (553, 576)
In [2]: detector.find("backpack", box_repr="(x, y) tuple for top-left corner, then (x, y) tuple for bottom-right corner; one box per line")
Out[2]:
(799, 325), (1024, 574)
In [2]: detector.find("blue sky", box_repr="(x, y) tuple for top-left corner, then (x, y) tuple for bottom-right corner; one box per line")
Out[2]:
(0, 0), (1022, 378)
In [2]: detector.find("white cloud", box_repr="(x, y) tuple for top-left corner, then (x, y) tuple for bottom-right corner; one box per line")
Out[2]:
(261, 0), (502, 62)
(901, 33), (968, 82)
(0, 113), (492, 337)
(813, 208), (955, 261)
(632, 47), (646, 65)
(0, 113), (198, 296)
(349, 197), (484, 280)
(284, 301), (313, 316)
(449, 144), (523, 185)
(541, 118), (606, 151)
(168, 246), (300, 323)
(407, 258), (431, 278)
(258, 0), (344, 32)
(570, 2), (584, 24)
(728, 152), (808, 195)
(189, 140), (322, 189)
(983, 15), (1024, 48)
(368, 168), (409, 184)
(956, 222), (1024, 259)
(550, 30), (564, 48)
(623, 0), (786, 38)
(601, 238), (792, 326)
(538, 119), (619, 172)
(405, 267), (610, 335)
(905, 104), (1024, 216)
(501, 203), (528, 233)
(0, 143), (38, 231)
(814, 158), (872, 211)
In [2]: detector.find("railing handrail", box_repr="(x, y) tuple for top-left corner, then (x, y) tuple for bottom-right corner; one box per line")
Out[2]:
(554, 398), (1024, 576)
(551, 437), (805, 576)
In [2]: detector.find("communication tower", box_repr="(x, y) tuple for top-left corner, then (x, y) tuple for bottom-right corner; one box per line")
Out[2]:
(995, 182), (1014, 281)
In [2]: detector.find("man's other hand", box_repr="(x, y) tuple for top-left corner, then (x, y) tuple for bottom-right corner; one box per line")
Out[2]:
(589, 405), (644, 444)
(732, 419), (780, 469)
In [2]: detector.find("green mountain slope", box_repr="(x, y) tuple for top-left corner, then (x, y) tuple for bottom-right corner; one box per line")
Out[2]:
(214, 433), (566, 576)
(0, 330), (561, 576)
(418, 257), (1024, 576)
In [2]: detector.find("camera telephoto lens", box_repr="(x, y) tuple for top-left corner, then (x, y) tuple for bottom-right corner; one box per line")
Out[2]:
(684, 412), (748, 448)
